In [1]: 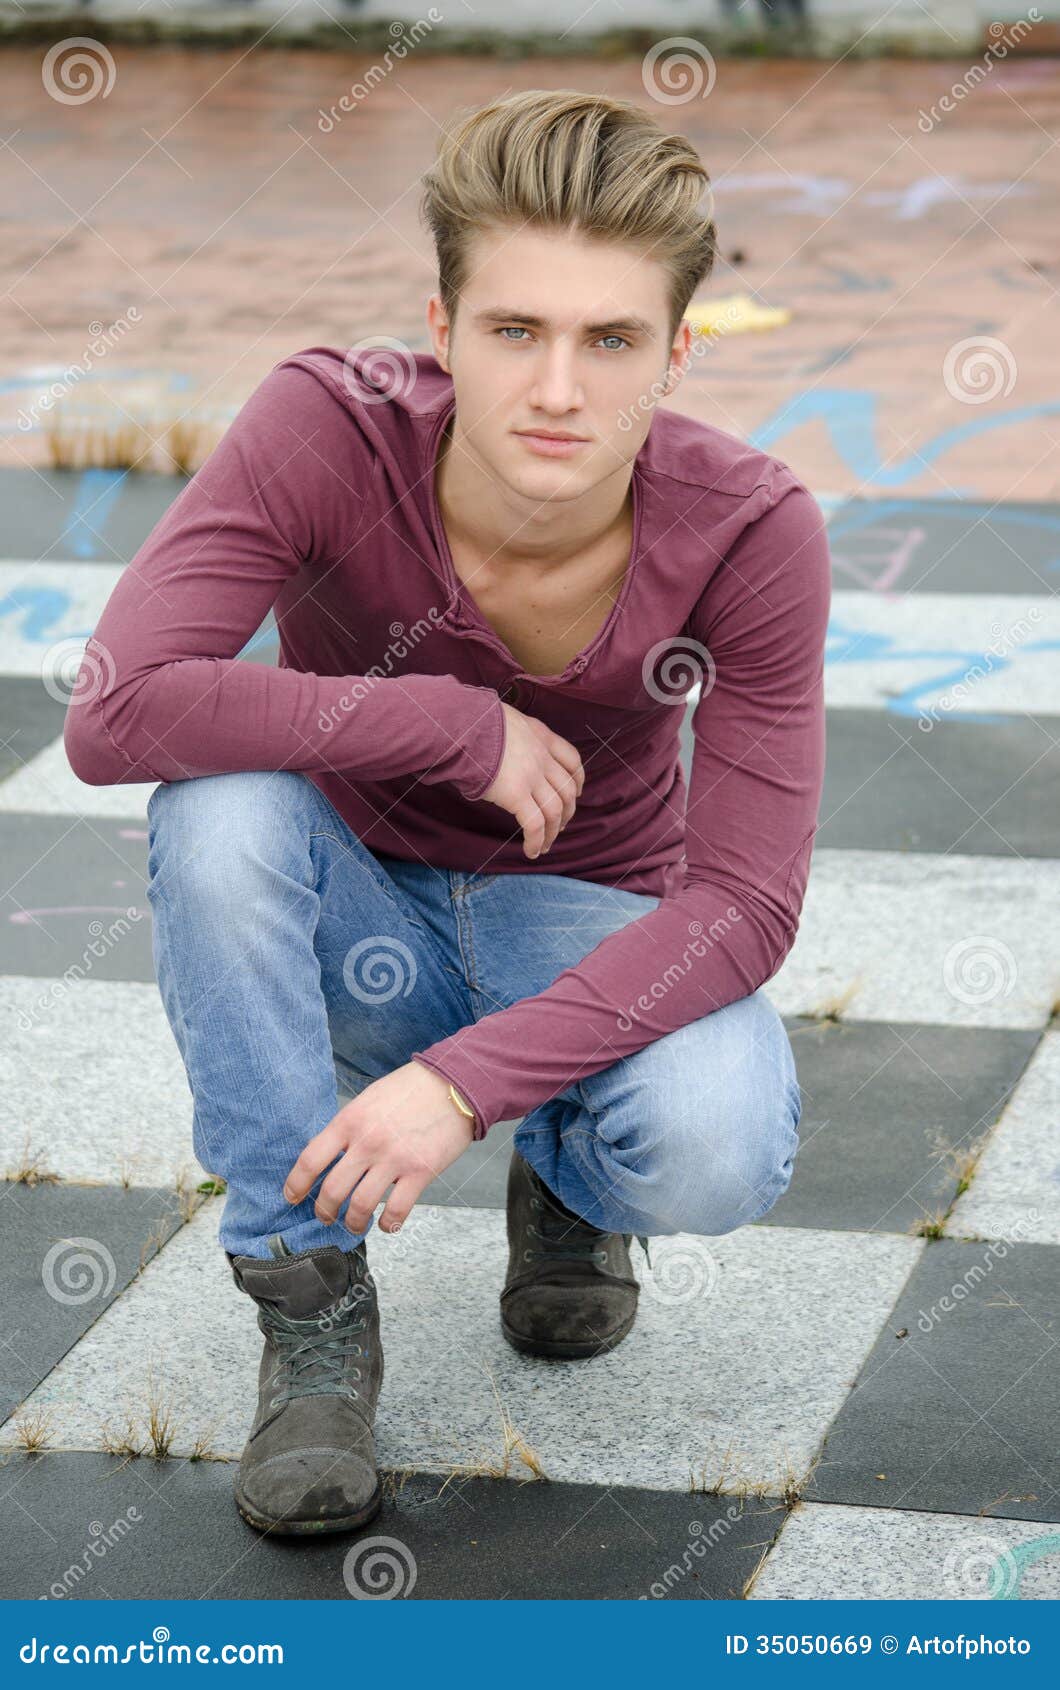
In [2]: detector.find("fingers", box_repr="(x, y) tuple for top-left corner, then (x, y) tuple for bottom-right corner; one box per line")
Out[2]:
(283, 1122), (350, 1205)
(379, 1174), (428, 1234)
(340, 1164), (395, 1237)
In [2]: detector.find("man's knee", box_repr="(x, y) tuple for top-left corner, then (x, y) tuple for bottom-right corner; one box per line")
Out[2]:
(147, 770), (312, 909)
(627, 1068), (801, 1237)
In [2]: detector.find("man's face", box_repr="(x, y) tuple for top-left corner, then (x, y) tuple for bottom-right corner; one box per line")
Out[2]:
(426, 223), (690, 508)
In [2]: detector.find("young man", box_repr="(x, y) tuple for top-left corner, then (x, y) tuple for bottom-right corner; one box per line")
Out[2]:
(65, 89), (830, 1537)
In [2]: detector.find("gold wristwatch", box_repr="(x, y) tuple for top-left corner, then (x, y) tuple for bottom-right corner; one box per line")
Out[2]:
(447, 1081), (477, 1131)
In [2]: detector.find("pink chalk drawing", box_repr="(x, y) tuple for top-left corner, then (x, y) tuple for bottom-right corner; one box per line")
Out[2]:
(9, 905), (147, 925)
(831, 525), (926, 593)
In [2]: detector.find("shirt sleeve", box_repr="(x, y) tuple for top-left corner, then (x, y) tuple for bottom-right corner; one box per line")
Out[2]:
(411, 478), (831, 1139)
(62, 360), (506, 802)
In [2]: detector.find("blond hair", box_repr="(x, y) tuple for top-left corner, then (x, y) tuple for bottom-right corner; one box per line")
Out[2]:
(419, 89), (717, 344)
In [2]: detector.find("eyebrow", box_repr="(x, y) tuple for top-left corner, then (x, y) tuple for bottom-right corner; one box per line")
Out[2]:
(473, 306), (657, 339)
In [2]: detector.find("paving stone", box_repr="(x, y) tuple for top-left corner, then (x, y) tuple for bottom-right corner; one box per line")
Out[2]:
(827, 499), (1060, 596)
(765, 1020), (1042, 1235)
(0, 679), (69, 785)
(0, 1451), (783, 1601)
(814, 709), (1060, 857)
(414, 1024), (1042, 1235)
(1, 1201), (922, 1498)
(0, 976), (200, 1188)
(0, 561), (122, 675)
(749, 1500), (1060, 1600)
(0, 468), (179, 565)
(803, 1241), (1060, 1522)
(0, 1181), (184, 1425)
(948, 1032), (1060, 1246)
(825, 591), (1060, 717)
(0, 736), (156, 819)
(768, 848), (1060, 1031)
(0, 815), (153, 979)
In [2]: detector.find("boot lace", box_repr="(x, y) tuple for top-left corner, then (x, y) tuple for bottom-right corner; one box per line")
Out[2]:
(260, 1284), (370, 1412)
(525, 1194), (652, 1271)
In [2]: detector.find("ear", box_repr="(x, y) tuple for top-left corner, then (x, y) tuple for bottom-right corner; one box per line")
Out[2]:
(426, 293), (451, 373)
(663, 319), (695, 395)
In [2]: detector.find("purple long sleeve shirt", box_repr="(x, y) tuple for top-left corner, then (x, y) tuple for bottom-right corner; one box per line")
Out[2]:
(64, 345), (831, 1139)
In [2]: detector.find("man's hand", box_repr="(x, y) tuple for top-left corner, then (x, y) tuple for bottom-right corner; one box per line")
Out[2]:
(282, 1061), (475, 1236)
(481, 702), (584, 860)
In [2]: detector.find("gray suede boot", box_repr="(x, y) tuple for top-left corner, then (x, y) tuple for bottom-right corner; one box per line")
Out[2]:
(227, 1234), (383, 1535)
(501, 1151), (650, 1359)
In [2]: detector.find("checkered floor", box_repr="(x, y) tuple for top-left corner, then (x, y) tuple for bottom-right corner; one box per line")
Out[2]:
(1, 473), (1058, 1601)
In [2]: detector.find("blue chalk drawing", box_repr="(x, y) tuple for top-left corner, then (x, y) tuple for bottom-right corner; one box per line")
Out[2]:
(64, 468), (128, 560)
(825, 614), (1060, 721)
(0, 586), (90, 644)
(750, 389), (1060, 491)
(989, 1531), (1060, 1600)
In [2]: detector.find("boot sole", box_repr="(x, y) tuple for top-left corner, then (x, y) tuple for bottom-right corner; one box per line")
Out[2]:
(234, 1475), (383, 1537)
(500, 1307), (636, 1359)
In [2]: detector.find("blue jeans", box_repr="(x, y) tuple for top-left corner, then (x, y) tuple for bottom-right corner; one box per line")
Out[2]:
(146, 770), (801, 1258)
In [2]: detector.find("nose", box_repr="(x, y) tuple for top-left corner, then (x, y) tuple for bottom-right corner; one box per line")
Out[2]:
(529, 339), (584, 418)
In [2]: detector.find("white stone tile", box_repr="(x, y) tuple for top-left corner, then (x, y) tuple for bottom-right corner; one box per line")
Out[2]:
(0, 563), (122, 677)
(767, 849), (1060, 1030)
(0, 976), (199, 1188)
(0, 734), (155, 818)
(825, 591), (1060, 717)
(1, 1202), (922, 1496)
(749, 1501), (1060, 1600)
(948, 1031), (1060, 1244)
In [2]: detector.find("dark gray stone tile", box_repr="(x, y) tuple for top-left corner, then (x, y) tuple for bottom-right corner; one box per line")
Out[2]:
(423, 1024), (1041, 1236)
(826, 499), (1060, 594)
(0, 1182), (185, 1424)
(0, 814), (152, 980)
(766, 1021), (1043, 1235)
(0, 680), (69, 784)
(0, 468), (185, 566)
(0, 1451), (783, 1599)
(804, 1240), (1060, 1522)
(816, 710), (1060, 857)
(678, 707), (1060, 858)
